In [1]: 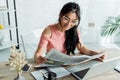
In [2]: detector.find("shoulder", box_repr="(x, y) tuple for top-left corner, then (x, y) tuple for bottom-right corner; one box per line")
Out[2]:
(42, 26), (51, 38)
(41, 24), (56, 38)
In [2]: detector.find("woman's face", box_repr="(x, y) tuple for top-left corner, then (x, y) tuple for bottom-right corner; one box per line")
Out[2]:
(60, 12), (78, 31)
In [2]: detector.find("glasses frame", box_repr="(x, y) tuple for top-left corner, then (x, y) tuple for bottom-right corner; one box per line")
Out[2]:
(62, 15), (78, 26)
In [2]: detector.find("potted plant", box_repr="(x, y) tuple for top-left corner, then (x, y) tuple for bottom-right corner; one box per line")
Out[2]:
(101, 15), (120, 37)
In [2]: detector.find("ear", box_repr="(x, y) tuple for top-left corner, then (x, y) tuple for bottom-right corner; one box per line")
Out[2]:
(58, 15), (62, 23)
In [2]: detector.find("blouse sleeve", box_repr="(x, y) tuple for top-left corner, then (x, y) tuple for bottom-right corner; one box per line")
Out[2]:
(38, 34), (49, 48)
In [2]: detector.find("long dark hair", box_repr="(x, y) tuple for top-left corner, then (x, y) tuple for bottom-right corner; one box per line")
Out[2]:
(59, 2), (81, 55)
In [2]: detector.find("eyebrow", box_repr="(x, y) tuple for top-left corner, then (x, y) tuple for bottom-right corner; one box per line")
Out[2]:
(64, 15), (78, 21)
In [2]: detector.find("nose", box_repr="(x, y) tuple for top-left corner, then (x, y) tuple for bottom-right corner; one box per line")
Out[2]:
(67, 21), (72, 27)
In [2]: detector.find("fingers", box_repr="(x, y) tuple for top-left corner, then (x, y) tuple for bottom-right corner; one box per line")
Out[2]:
(97, 58), (103, 62)
(38, 56), (47, 62)
(35, 56), (47, 64)
(97, 51), (106, 59)
(97, 53), (106, 62)
(101, 52), (106, 59)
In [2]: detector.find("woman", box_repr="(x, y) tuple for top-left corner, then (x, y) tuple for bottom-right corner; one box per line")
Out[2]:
(34, 2), (105, 64)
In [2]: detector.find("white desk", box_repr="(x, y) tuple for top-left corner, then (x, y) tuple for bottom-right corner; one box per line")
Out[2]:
(0, 48), (120, 80)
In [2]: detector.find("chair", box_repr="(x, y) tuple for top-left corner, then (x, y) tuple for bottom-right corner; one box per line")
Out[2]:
(20, 28), (44, 59)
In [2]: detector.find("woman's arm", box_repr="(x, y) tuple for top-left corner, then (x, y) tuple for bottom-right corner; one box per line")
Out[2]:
(76, 43), (106, 61)
(76, 42), (96, 55)
(34, 46), (47, 64)
(34, 27), (51, 64)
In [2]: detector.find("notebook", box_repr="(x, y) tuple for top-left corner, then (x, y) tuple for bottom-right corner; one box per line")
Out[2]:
(31, 66), (70, 80)
(114, 64), (120, 73)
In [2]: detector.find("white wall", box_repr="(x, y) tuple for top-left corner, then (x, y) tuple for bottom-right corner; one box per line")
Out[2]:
(15, 0), (120, 43)
(78, 0), (120, 43)
(16, 0), (75, 33)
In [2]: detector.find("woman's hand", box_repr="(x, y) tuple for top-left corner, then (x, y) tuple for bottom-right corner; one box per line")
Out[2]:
(90, 51), (106, 61)
(98, 52), (106, 61)
(34, 54), (47, 64)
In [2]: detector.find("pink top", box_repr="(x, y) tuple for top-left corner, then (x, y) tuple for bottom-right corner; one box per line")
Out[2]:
(39, 24), (81, 54)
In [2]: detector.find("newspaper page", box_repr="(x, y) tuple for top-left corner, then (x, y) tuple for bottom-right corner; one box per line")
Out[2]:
(45, 48), (104, 65)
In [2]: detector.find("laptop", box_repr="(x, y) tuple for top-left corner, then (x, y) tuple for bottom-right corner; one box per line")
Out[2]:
(66, 57), (120, 80)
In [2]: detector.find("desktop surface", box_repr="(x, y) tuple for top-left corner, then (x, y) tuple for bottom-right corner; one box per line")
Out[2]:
(0, 48), (120, 80)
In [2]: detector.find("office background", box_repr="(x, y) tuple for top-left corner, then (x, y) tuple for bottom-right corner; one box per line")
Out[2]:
(0, 0), (120, 61)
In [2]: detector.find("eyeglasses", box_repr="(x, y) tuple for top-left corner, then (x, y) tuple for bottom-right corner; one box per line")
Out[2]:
(62, 16), (78, 26)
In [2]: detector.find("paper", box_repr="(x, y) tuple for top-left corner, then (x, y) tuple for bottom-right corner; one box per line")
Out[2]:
(31, 70), (44, 80)
(34, 49), (104, 68)
(31, 67), (70, 79)
(45, 48), (104, 65)
(49, 67), (70, 78)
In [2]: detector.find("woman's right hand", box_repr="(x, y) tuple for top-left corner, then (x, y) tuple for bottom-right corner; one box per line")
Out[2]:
(34, 54), (47, 64)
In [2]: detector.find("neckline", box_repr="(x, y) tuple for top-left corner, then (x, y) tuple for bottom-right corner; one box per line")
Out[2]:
(55, 23), (65, 34)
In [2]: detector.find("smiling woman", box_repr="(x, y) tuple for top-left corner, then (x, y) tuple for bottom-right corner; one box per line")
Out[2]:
(34, 2), (105, 64)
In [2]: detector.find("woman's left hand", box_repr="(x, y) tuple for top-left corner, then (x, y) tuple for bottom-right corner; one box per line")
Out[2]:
(90, 51), (106, 61)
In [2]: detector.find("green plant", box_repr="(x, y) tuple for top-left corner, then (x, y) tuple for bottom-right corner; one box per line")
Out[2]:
(101, 15), (120, 37)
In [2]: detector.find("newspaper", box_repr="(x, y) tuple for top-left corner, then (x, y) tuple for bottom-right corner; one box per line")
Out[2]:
(45, 48), (104, 65)
(34, 49), (104, 68)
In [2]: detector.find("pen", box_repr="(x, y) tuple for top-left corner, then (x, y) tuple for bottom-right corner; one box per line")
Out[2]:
(39, 70), (48, 78)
